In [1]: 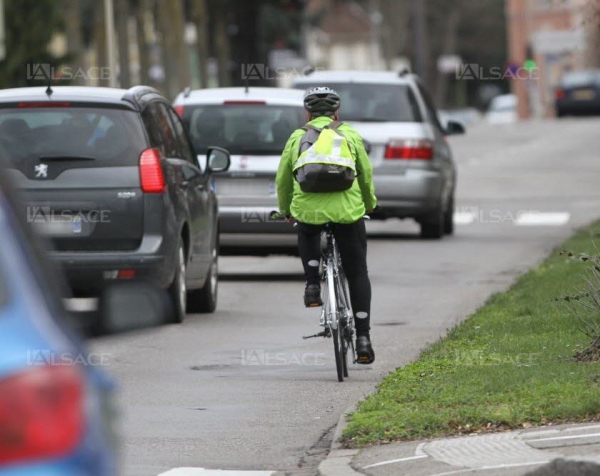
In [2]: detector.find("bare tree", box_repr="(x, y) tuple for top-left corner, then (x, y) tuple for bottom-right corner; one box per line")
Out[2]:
(435, 10), (460, 107)
(157, 0), (189, 98)
(135, 0), (153, 85)
(191, 0), (210, 88)
(63, 0), (84, 84)
(213, 0), (231, 87)
(116, 0), (131, 88)
(93, 1), (109, 86)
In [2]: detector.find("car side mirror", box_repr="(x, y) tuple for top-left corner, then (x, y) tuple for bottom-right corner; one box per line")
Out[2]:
(444, 119), (466, 136)
(93, 282), (172, 336)
(207, 147), (231, 173)
(362, 138), (372, 154)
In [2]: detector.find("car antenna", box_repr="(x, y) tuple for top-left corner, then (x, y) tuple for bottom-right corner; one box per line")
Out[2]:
(46, 77), (53, 98)
(244, 75), (249, 95)
(183, 86), (191, 98)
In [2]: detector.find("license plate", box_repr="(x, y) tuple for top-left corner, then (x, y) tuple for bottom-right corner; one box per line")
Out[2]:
(32, 220), (74, 236)
(216, 179), (272, 196)
(573, 89), (595, 100)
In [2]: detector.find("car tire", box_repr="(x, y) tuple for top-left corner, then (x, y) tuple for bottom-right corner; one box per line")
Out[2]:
(187, 233), (218, 314)
(420, 207), (444, 240)
(444, 195), (455, 235)
(168, 241), (187, 323)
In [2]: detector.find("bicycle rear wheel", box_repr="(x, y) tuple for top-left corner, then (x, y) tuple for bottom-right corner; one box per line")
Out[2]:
(327, 259), (344, 382)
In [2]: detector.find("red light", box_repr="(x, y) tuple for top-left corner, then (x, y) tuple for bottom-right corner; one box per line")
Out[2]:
(0, 365), (83, 465)
(18, 102), (71, 108)
(117, 269), (136, 279)
(555, 89), (566, 100)
(139, 148), (165, 193)
(385, 139), (433, 160)
(174, 105), (184, 117)
(223, 100), (267, 105)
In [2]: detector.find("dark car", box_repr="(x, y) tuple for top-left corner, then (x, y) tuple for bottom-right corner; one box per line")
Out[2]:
(0, 86), (230, 323)
(555, 70), (600, 117)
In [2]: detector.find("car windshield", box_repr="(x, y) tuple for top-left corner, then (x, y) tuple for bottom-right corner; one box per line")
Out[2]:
(295, 83), (422, 122)
(0, 106), (147, 168)
(0, 208), (8, 309)
(183, 104), (306, 156)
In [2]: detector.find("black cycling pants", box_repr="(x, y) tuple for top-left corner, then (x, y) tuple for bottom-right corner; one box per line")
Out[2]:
(297, 220), (371, 336)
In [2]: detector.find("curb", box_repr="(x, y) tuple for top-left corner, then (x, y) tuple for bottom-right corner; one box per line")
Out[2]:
(318, 405), (362, 476)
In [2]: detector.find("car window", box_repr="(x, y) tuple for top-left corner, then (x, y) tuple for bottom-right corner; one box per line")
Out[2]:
(416, 83), (444, 131)
(167, 107), (197, 166)
(156, 103), (180, 158)
(141, 103), (165, 154)
(0, 208), (8, 308)
(183, 104), (305, 156)
(295, 83), (422, 122)
(562, 71), (600, 87)
(0, 106), (147, 168)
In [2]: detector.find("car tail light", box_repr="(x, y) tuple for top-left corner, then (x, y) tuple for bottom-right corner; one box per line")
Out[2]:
(0, 365), (84, 465)
(223, 100), (266, 105)
(139, 148), (165, 193)
(555, 89), (566, 100)
(18, 102), (71, 108)
(174, 105), (185, 117)
(117, 269), (136, 279)
(384, 139), (433, 160)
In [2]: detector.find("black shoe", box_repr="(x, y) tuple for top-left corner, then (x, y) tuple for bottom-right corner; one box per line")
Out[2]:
(356, 335), (375, 364)
(304, 284), (322, 307)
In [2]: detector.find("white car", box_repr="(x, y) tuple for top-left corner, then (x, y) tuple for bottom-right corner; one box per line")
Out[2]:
(173, 87), (305, 254)
(486, 94), (518, 124)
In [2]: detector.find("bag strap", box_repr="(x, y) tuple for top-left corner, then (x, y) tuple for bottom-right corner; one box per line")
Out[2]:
(326, 121), (344, 131)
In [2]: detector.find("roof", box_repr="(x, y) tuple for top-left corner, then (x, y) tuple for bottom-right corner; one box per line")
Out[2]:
(292, 70), (416, 86)
(0, 86), (164, 110)
(173, 87), (305, 106)
(320, 2), (371, 35)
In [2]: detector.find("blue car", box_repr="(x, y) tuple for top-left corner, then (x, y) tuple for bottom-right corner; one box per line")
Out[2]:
(0, 173), (169, 474)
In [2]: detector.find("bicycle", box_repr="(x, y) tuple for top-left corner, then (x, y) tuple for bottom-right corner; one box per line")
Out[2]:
(270, 212), (360, 382)
(305, 222), (356, 382)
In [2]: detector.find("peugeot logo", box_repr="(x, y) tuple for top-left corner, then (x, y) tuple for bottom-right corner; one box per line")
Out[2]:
(34, 163), (48, 178)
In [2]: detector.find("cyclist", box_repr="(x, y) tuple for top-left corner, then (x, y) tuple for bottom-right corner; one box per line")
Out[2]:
(275, 87), (377, 364)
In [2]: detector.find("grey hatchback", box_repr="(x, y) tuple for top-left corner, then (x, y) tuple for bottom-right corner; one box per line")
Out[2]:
(0, 86), (230, 322)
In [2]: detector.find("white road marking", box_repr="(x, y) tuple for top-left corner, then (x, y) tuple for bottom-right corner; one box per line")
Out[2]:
(514, 212), (570, 226)
(454, 212), (476, 225)
(427, 460), (548, 476)
(362, 454), (428, 469)
(158, 470), (276, 476)
(527, 431), (600, 444)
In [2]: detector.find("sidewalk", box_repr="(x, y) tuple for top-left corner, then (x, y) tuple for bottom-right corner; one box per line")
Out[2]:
(319, 411), (600, 476)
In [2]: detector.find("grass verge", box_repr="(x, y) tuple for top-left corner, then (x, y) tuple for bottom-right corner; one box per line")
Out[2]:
(343, 222), (600, 447)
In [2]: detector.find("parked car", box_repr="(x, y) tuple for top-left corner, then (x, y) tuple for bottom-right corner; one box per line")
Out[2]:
(293, 70), (465, 239)
(0, 170), (169, 474)
(555, 69), (600, 117)
(174, 87), (305, 254)
(0, 86), (230, 322)
(485, 94), (518, 124)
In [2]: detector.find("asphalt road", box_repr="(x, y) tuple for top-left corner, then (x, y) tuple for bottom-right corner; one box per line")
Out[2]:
(92, 118), (600, 476)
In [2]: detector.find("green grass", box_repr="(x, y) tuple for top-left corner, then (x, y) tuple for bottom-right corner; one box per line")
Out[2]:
(343, 222), (600, 447)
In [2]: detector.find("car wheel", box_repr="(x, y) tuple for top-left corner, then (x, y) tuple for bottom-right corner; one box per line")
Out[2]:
(444, 195), (455, 235)
(420, 207), (444, 240)
(168, 241), (187, 323)
(187, 234), (218, 314)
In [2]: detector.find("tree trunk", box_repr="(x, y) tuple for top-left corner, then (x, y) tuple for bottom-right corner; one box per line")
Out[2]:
(435, 10), (460, 108)
(136, 0), (152, 86)
(63, 0), (84, 85)
(191, 0), (210, 88)
(116, 0), (131, 88)
(157, 0), (189, 98)
(94, 1), (109, 87)
(214, 3), (231, 87)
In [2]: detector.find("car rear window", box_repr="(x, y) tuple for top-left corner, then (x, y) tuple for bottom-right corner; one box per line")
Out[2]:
(183, 104), (305, 155)
(562, 71), (600, 88)
(295, 83), (422, 123)
(0, 106), (147, 168)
